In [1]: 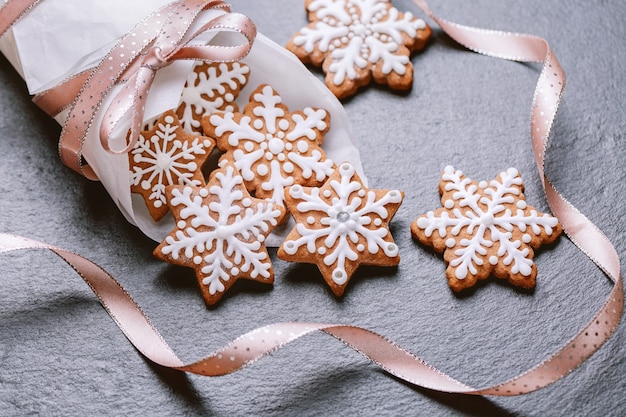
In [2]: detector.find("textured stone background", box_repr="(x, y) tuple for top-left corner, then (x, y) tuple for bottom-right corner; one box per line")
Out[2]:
(1, 0), (624, 416)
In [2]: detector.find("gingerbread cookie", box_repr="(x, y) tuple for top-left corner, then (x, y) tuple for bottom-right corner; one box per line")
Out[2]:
(201, 84), (335, 217)
(154, 161), (285, 305)
(176, 61), (250, 133)
(129, 110), (215, 221)
(411, 166), (562, 292)
(278, 162), (403, 296)
(286, 0), (432, 98)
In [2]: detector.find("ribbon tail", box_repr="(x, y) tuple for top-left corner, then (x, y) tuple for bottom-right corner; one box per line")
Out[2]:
(100, 67), (155, 155)
(0, 233), (185, 369)
(413, 0), (547, 62)
(412, 0), (623, 395)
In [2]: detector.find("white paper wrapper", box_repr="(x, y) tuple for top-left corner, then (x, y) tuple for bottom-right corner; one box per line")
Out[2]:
(0, 0), (363, 246)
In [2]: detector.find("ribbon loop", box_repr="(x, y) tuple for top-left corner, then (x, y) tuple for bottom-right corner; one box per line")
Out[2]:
(96, 4), (256, 168)
(142, 46), (169, 71)
(99, 66), (157, 155)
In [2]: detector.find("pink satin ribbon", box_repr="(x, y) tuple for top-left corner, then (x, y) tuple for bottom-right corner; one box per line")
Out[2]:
(0, 0), (623, 398)
(96, 2), (255, 157)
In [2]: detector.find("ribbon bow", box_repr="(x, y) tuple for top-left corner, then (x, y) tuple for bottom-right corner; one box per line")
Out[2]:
(97, 2), (256, 161)
(0, 0), (256, 180)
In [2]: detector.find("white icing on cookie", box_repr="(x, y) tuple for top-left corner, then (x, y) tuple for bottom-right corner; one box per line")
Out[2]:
(292, 0), (427, 85)
(159, 164), (283, 296)
(130, 113), (212, 216)
(282, 162), (402, 285)
(178, 61), (249, 132)
(415, 166), (559, 280)
(207, 85), (335, 208)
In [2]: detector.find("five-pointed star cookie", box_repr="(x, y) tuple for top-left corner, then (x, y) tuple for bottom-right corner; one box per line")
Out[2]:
(129, 110), (215, 221)
(411, 166), (562, 292)
(278, 162), (403, 296)
(286, 0), (432, 98)
(202, 84), (335, 219)
(154, 162), (285, 305)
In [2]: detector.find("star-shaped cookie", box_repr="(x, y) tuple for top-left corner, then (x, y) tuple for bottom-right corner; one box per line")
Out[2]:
(201, 84), (335, 219)
(411, 166), (562, 291)
(176, 61), (250, 133)
(154, 162), (285, 305)
(129, 110), (215, 221)
(286, 0), (432, 98)
(278, 162), (403, 296)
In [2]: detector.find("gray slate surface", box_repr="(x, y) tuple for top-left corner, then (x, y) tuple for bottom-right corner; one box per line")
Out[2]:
(1, 0), (625, 416)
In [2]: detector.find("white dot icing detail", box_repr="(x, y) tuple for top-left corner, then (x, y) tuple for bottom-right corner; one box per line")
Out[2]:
(257, 164), (269, 176)
(296, 140), (309, 153)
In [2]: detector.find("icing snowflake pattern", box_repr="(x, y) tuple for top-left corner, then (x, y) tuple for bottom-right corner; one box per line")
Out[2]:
(287, 0), (431, 98)
(129, 111), (214, 221)
(202, 84), (334, 215)
(411, 166), (562, 291)
(154, 162), (284, 305)
(278, 163), (403, 296)
(176, 61), (250, 133)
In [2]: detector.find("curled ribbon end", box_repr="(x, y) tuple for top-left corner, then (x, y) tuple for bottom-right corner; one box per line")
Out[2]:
(100, 117), (142, 155)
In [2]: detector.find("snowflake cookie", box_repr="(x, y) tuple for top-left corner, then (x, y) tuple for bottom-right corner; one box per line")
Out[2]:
(129, 110), (215, 221)
(201, 84), (335, 218)
(278, 162), (403, 296)
(411, 166), (562, 292)
(154, 162), (285, 305)
(286, 0), (432, 98)
(176, 61), (250, 133)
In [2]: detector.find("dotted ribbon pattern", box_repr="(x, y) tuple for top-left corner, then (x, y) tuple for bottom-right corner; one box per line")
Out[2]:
(0, 0), (622, 397)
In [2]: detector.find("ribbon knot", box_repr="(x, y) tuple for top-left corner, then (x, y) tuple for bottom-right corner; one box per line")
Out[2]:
(142, 46), (169, 71)
(96, 1), (255, 164)
(54, 0), (255, 180)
